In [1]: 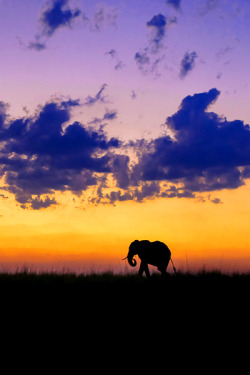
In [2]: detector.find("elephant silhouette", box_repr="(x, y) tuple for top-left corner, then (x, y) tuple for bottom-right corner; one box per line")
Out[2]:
(123, 240), (176, 277)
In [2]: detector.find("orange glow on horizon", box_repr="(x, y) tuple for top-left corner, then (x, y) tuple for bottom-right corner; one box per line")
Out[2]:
(0, 181), (250, 273)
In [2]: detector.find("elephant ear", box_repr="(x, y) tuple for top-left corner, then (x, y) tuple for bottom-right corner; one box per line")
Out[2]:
(130, 239), (139, 249)
(129, 240), (139, 252)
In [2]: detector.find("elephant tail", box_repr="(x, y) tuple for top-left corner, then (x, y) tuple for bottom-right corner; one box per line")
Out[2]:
(170, 258), (177, 274)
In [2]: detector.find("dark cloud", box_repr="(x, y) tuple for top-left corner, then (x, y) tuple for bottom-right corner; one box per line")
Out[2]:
(210, 197), (223, 204)
(166, 0), (182, 10)
(25, 1), (119, 52)
(112, 155), (130, 189)
(0, 95), (121, 209)
(146, 13), (177, 51)
(88, 109), (118, 125)
(83, 84), (108, 106)
(135, 13), (176, 75)
(40, 0), (81, 37)
(136, 88), (250, 196)
(103, 110), (117, 121)
(2, 88), (250, 209)
(24, 0), (81, 51)
(146, 14), (167, 48)
(92, 181), (162, 206)
(30, 196), (58, 210)
(180, 51), (198, 78)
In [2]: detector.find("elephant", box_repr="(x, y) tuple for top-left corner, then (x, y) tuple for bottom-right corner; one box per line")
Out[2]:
(123, 240), (176, 277)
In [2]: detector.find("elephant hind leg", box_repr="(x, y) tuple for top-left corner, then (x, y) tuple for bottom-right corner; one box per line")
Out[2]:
(158, 258), (170, 275)
(157, 265), (167, 275)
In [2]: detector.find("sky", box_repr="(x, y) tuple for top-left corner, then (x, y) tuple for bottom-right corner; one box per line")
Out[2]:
(0, 0), (250, 273)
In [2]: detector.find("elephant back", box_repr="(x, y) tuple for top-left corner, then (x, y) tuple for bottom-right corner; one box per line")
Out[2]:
(140, 240), (171, 264)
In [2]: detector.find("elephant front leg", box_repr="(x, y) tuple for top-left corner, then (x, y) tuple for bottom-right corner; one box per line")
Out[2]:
(138, 262), (150, 278)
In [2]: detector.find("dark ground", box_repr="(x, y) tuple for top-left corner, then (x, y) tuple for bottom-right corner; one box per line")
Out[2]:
(1, 271), (249, 370)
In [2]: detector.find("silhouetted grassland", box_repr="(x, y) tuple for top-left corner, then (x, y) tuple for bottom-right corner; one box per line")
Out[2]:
(1, 270), (248, 356)
(1, 268), (249, 291)
(1, 269), (249, 310)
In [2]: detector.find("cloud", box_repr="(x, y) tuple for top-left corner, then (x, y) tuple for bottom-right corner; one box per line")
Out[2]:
(91, 3), (119, 31)
(17, 35), (47, 52)
(111, 155), (131, 190)
(166, 0), (182, 10)
(24, 0), (81, 51)
(134, 49), (151, 71)
(135, 88), (250, 196)
(146, 13), (167, 48)
(134, 48), (166, 77)
(0, 101), (9, 126)
(83, 84), (109, 106)
(25, 1), (119, 52)
(27, 39), (47, 51)
(105, 49), (125, 71)
(135, 13), (176, 75)
(92, 181), (162, 206)
(105, 49), (116, 58)
(2, 88), (250, 209)
(40, 0), (81, 37)
(180, 51), (198, 78)
(146, 13), (177, 52)
(0, 95), (121, 209)
(88, 109), (118, 125)
(29, 196), (58, 210)
(210, 197), (223, 204)
(198, 0), (220, 16)
(131, 90), (137, 100)
(103, 110), (117, 121)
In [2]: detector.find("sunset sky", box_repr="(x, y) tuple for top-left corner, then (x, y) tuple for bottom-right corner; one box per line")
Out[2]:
(1, 0), (250, 273)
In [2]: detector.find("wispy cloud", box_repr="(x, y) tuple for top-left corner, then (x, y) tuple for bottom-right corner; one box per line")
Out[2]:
(180, 51), (198, 78)
(135, 13), (177, 75)
(147, 13), (177, 52)
(24, 1), (119, 52)
(146, 13), (168, 50)
(27, 39), (47, 51)
(105, 49), (125, 71)
(90, 3), (119, 32)
(198, 0), (221, 16)
(83, 84), (109, 106)
(166, 0), (182, 11)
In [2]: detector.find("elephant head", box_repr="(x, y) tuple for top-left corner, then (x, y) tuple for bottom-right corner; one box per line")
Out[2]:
(123, 240), (140, 267)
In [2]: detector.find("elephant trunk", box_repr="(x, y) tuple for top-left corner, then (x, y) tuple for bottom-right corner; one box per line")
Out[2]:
(122, 240), (139, 267)
(127, 254), (137, 267)
(127, 246), (137, 267)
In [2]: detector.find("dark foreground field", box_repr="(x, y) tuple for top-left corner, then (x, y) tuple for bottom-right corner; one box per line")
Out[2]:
(1, 271), (249, 369)
(1, 270), (249, 317)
